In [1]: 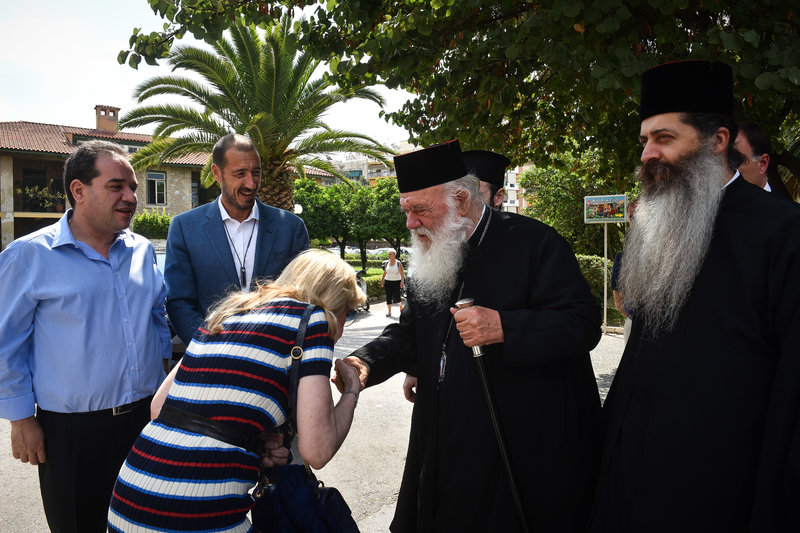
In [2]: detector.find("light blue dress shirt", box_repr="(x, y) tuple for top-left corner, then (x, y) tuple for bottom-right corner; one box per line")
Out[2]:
(0, 212), (171, 421)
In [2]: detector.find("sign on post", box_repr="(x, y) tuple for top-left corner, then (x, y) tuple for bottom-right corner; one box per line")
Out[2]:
(584, 194), (628, 224)
(583, 194), (628, 334)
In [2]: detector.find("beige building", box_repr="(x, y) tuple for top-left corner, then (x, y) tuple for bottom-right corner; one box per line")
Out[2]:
(0, 105), (207, 250)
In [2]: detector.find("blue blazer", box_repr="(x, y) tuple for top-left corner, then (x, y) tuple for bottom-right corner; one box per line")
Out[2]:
(164, 198), (309, 344)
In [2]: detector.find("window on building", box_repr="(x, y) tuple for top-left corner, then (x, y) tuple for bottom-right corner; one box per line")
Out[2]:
(127, 146), (139, 154)
(22, 169), (47, 189)
(191, 179), (199, 208)
(147, 171), (166, 205)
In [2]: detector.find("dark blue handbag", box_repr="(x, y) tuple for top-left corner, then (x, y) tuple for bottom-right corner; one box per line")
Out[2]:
(252, 463), (358, 533)
(251, 304), (359, 533)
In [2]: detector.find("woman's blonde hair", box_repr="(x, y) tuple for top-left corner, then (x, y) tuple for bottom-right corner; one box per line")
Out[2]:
(204, 249), (366, 336)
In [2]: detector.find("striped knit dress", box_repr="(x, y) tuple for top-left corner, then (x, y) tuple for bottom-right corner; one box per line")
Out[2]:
(108, 299), (334, 532)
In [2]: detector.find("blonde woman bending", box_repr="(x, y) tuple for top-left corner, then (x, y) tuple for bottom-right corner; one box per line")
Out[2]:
(108, 249), (364, 533)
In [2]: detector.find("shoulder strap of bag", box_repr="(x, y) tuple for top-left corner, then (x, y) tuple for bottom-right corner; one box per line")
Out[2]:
(287, 304), (315, 431)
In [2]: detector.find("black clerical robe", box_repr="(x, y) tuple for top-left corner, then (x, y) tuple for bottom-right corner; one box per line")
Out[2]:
(592, 177), (800, 532)
(352, 209), (603, 532)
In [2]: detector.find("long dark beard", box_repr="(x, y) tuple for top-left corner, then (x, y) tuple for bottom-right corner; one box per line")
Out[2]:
(619, 143), (727, 337)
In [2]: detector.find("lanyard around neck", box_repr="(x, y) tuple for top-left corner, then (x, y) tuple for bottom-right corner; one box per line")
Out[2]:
(223, 219), (257, 288)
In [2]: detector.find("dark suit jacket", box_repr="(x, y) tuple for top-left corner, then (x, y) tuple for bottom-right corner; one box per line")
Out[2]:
(165, 198), (309, 344)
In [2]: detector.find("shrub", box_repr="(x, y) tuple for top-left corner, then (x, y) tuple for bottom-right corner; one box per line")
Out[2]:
(576, 254), (612, 303)
(577, 254), (625, 326)
(132, 209), (172, 239)
(362, 268), (385, 300)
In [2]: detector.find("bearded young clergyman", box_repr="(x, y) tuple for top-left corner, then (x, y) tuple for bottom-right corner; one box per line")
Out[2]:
(591, 60), (800, 532)
(336, 140), (603, 532)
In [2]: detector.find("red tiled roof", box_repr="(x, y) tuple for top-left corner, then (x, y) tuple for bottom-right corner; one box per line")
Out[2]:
(290, 165), (335, 178)
(0, 122), (73, 154)
(63, 125), (153, 143)
(0, 121), (207, 166)
(165, 152), (209, 166)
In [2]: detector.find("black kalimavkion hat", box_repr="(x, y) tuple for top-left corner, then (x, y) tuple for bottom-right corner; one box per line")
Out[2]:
(640, 60), (734, 121)
(463, 150), (511, 189)
(394, 139), (467, 193)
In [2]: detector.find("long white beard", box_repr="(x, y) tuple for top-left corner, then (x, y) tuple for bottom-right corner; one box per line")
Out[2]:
(619, 142), (727, 337)
(407, 207), (474, 310)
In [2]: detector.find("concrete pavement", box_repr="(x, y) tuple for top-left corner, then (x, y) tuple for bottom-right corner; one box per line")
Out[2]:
(0, 305), (624, 532)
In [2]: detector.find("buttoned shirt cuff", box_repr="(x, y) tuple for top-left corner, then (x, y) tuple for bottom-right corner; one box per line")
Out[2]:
(0, 393), (36, 421)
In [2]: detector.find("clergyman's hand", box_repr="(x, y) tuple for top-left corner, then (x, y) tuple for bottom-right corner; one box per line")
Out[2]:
(403, 374), (417, 403)
(331, 357), (370, 393)
(450, 305), (504, 347)
(10, 416), (46, 465)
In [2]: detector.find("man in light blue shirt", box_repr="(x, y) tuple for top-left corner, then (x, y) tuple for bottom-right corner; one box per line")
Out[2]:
(0, 140), (171, 533)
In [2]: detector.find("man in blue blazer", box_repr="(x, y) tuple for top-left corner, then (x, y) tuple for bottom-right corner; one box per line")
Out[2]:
(165, 134), (309, 345)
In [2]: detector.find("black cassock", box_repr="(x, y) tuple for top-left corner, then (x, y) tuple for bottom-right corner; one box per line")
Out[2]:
(352, 209), (603, 532)
(592, 177), (800, 532)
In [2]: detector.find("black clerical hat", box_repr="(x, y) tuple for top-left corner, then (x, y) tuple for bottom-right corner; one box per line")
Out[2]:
(394, 139), (467, 193)
(463, 150), (511, 189)
(640, 60), (734, 121)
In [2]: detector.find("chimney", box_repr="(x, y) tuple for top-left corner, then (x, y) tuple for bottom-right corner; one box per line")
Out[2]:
(95, 105), (121, 131)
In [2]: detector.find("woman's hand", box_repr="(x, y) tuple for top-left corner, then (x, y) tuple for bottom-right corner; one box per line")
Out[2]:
(331, 357), (369, 392)
(260, 432), (290, 468)
(334, 358), (362, 393)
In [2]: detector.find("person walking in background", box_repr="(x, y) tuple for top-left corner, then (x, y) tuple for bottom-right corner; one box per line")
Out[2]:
(108, 250), (364, 532)
(164, 133), (309, 346)
(0, 140), (171, 533)
(381, 248), (405, 317)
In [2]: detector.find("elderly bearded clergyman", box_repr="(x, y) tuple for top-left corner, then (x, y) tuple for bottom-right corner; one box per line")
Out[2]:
(591, 61), (800, 532)
(337, 140), (603, 532)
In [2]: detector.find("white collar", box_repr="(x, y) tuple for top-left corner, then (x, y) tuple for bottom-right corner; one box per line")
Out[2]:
(218, 197), (259, 223)
(722, 170), (741, 189)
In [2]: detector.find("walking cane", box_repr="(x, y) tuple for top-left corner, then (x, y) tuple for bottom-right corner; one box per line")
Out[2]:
(455, 298), (530, 533)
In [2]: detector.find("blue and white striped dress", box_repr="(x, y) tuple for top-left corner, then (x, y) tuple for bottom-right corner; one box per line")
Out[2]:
(108, 299), (334, 532)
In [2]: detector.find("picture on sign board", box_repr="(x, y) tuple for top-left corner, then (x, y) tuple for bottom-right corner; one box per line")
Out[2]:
(584, 194), (628, 224)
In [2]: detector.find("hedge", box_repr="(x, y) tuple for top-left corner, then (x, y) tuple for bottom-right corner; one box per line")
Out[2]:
(132, 209), (172, 240)
(576, 254), (625, 326)
(361, 268), (385, 300)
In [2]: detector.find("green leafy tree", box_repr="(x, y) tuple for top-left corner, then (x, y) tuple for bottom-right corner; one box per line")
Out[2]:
(518, 143), (633, 256)
(776, 114), (800, 199)
(119, 16), (393, 210)
(292, 177), (331, 241)
(124, 1), (800, 183)
(369, 177), (409, 254)
(348, 185), (378, 270)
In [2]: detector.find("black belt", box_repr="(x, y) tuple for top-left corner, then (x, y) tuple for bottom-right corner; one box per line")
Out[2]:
(158, 404), (263, 455)
(59, 395), (153, 416)
(111, 395), (153, 416)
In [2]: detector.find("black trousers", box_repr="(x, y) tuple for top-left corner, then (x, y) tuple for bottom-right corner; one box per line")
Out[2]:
(36, 403), (150, 533)
(385, 279), (403, 304)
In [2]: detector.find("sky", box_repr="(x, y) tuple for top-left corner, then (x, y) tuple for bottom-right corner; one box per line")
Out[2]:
(0, 0), (414, 146)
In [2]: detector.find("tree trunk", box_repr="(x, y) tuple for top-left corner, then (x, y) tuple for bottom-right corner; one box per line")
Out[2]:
(772, 151), (799, 202)
(259, 167), (295, 211)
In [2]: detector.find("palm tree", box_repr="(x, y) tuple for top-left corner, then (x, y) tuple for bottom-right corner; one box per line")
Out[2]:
(119, 16), (394, 210)
(778, 116), (800, 200)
